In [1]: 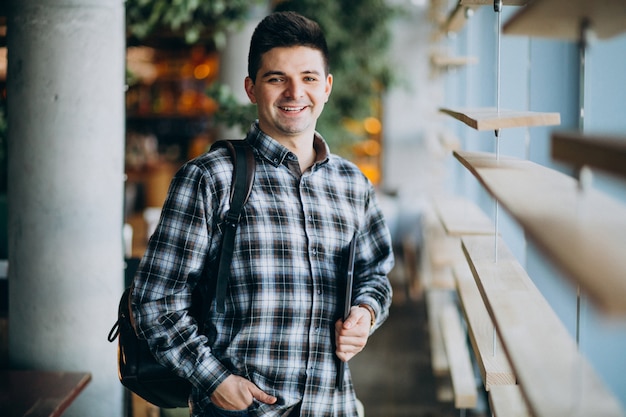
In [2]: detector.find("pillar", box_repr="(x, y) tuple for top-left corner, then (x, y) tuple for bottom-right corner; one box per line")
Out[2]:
(217, 4), (269, 139)
(7, 0), (125, 416)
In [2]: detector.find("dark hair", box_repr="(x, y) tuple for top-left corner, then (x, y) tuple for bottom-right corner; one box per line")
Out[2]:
(247, 11), (330, 82)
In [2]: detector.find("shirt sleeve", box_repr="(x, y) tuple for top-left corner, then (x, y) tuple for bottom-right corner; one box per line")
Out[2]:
(130, 161), (231, 395)
(352, 184), (395, 332)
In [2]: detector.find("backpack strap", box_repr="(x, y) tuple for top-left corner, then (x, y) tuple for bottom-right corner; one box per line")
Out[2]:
(210, 140), (256, 313)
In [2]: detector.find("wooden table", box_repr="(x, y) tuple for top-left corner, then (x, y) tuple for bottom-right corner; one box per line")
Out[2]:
(0, 370), (91, 417)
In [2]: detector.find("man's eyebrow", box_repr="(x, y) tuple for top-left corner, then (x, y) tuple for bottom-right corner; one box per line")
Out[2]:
(260, 69), (322, 78)
(261, 70), (285, 78)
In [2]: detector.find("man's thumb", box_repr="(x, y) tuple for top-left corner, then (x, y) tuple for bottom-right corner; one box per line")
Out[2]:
(251, 385), (277, 404)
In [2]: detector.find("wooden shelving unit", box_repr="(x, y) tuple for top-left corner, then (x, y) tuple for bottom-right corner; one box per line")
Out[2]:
(439, 107), (561, 131)
(502, 0), (626, 40)
(431, 0), (626, 415)
(462, 235), (624, 417)
(454, 150), (626, 316)
(551, 131), (626, 180)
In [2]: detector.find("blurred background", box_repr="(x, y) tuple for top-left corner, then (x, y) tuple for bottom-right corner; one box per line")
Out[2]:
(1, 1), (625, 416)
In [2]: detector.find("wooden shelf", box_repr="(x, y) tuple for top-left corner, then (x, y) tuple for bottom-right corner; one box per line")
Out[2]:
(503, 0), (626, 40)
(551, 131), (626, 179)
(460, 0), (528, 4)
(454, 264), (516, 391)
(489, 385), (530, 417)
(440, 303), (479, 409)
(429, 235), (466, 268)
(442, 3), (479, 34)
(454, 150), (626, 315)
(426, 289), (454, 377)
(440, 107), (561, 131)
(430, 52), (478, 69)
(462, 235), (625, 417)
(433, 196), (495, 236)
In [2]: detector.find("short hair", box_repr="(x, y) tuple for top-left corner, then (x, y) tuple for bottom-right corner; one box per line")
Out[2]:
(247, 11), (330, 82)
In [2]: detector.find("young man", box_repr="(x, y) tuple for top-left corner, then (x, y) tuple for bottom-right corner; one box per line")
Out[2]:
(132, 11), (394, 417)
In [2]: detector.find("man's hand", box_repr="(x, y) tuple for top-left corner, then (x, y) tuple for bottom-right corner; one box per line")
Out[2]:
(335, 305), (372, 363)
(210, 374), (277, 411)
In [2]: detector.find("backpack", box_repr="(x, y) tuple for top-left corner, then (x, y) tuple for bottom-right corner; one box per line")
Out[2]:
(108, 139), (256, 408)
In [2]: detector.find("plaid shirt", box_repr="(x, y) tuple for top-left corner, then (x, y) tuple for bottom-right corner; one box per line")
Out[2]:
(132, 123), (394, 417)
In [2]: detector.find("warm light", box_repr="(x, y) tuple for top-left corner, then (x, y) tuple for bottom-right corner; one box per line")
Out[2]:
(343, 118), (363, 135)
(363, 117), (382, 135)
(194, 64), (212, 80)
(177, 91), (196, 113)
(181, 63), (194, 78)
(357, 163), (380, 185)
(0, 48), (6, 81)
(361, 139), (381, 156)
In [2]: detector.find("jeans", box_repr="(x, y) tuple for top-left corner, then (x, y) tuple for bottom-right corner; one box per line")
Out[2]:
(205, 404), (251, 417)
(205, 403), (300, 417)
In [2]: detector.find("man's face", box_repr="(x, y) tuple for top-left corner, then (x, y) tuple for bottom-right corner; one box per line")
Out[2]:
(245, 46), (333, 143)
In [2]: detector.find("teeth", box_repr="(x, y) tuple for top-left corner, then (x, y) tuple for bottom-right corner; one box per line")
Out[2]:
(281, 106), (305, 111)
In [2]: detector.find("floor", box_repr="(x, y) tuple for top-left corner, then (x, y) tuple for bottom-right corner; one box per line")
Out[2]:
(349, 281), (489, 417)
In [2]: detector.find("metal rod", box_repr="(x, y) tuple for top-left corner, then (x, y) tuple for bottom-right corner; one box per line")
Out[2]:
(575, 17), (590, 347)
(494, 200), (499, 263)
(493, 0), (502, 266)
(495, 4), (502, 115)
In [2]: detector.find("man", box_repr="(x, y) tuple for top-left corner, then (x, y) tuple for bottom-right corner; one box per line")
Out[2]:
(132, 11), (394, 417)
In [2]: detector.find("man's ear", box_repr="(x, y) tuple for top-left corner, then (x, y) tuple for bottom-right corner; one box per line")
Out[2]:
(324, 73), (333, 103)
(244, 77), (257, 104)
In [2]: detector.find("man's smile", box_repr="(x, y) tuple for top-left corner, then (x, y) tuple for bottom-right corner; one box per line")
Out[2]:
(279, 105), (308, 112)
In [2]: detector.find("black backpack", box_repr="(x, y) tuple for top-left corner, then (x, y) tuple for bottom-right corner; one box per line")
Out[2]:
(108, 140), (256, 408)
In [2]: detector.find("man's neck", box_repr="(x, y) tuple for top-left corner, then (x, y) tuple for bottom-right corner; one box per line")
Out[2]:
(278, 135), (316, 172)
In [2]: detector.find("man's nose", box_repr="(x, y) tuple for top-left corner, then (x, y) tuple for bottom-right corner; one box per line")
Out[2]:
(284, 80), (304, 98)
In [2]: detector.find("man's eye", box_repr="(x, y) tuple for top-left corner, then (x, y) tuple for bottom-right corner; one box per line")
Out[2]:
(268, 77), (284, 83)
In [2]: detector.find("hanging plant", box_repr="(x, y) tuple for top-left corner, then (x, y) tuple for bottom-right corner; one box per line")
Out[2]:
(126, 0), (264, 47)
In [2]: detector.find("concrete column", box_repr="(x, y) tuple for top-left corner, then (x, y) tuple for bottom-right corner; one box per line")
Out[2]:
(7, 1), (125, 416)
(217, 4), (269, 139)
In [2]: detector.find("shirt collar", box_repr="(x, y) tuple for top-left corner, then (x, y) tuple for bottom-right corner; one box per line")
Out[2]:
(245, 121), (330, 168)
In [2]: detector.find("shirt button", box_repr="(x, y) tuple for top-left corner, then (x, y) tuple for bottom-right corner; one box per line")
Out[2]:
(317, 289), (322, 295)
